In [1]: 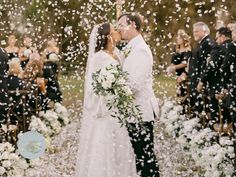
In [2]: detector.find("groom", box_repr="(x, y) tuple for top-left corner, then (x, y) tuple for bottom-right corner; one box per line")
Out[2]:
(117, 13), (160, 177)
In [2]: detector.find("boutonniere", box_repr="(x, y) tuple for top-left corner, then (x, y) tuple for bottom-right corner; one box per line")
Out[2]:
(122, 46), (132, 58)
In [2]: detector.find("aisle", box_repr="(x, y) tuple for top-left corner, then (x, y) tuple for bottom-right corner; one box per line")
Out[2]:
(26, 118), (81, 177)
(25, 116), (195, 177)
(154, 121), (197, 177)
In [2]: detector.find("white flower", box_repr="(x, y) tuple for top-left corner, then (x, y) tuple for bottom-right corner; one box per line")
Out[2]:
(182, 118), (199, 134)
(29, 116), (49, 136)
(123, 46), (132, 58)
(43, 110), (59, 122)
(101, 79), (113, 89)
(23, 49), (32, 57)
(64, 26), (73, 35)
(16, 158), (29, 170)
(29, 158), (43, 167)
(123, 86), (133, 95)
(54, 103), (68, 116)
(48, 53), (59, 62)
(0, 166), (6, 175)
(219, 136), (233, 146)
(2, 160), (12, 168)
(92, 64), (142, 126)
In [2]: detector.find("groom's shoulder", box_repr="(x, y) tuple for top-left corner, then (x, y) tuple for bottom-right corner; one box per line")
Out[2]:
(134, 43), (152, 56)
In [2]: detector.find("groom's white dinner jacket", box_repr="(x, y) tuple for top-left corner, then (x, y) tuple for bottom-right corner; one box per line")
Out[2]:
(120, 34), (159, 122)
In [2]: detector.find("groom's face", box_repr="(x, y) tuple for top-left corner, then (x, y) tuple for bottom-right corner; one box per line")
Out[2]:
(118, 16), (131, 40)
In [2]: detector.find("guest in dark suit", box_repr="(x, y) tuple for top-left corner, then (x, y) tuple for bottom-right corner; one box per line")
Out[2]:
(226, 25), (236, 175)
(198, 27), (232, 125)
(224, 27), (236, 132)
(189, 22), (215, 116)
(219, 29), (236, 132)
(0, 48), (10, 125)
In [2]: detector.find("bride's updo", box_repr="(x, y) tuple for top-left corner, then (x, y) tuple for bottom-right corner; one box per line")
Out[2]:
(95, 23), (110, 52)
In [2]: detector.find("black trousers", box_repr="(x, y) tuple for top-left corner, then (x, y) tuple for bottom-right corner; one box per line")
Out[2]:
(209, 96), (219, 124)
(128, 121), (160, 177)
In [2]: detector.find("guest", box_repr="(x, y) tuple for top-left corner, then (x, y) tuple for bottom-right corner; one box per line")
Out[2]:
(189, 22), (215, 117)
(222, 26), (236, 132)
(227, 22), (236, 31)
(43, 38), (62, 103)
(19, 36), (33, 69)
(22, 58), (45, 113)
(167, 29), (191, 104)
(7, 58), (23, 91)
(5, 35), (19, 60)
(225, 25), (236, 174)
(198, 27), (232, 126)
(0, 48), (10, 125)
(43, 38), (60, 76)
(7, 58), (23, 124)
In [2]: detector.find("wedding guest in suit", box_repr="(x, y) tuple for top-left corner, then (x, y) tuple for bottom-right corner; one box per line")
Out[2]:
(223, 26), (236, 132)
(189, 22), (215, 117)
(198, 27), (232, 127)
(225, 25), (236, 175)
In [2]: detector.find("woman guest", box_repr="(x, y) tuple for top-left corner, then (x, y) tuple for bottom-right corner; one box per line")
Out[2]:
(7, 58), (23, 124)
(22, 57), (47, 113)
(42, 38), (62, 104)
(167, 29), (192, 105)
(43, 38), (60, 76)
(5, 35), (19, 60)
(19, 36), (33, 69)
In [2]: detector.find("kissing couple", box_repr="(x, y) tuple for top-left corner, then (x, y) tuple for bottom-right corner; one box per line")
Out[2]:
(75, 13), (160, 177)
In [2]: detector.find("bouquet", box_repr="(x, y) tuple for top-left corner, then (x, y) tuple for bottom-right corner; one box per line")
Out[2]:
(0, 142), (28, 177)
(92, 64), (143, 130)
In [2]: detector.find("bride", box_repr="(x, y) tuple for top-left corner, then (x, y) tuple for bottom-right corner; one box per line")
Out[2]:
(74, 23), (138, 177)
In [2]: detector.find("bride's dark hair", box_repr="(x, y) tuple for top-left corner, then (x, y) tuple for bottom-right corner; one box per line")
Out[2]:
(95, 23), (110, 52)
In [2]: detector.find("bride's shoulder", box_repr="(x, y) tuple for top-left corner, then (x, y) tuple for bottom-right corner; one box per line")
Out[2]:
(94, 51), (114, 63)
(93, 51), (107, 60)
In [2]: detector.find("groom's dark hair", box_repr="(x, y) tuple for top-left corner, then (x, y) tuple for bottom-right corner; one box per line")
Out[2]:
(118, 13), (142, 32)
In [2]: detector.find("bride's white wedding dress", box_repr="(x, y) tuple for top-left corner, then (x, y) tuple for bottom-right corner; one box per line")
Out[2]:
(75, 51), (138, 177)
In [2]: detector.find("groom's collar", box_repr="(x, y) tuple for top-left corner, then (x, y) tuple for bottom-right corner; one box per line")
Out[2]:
(127, 34), (143, 48)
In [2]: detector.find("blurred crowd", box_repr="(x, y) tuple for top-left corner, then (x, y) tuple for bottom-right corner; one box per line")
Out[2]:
(167, 22), (236, 136)
(0, 35), (62, 129)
